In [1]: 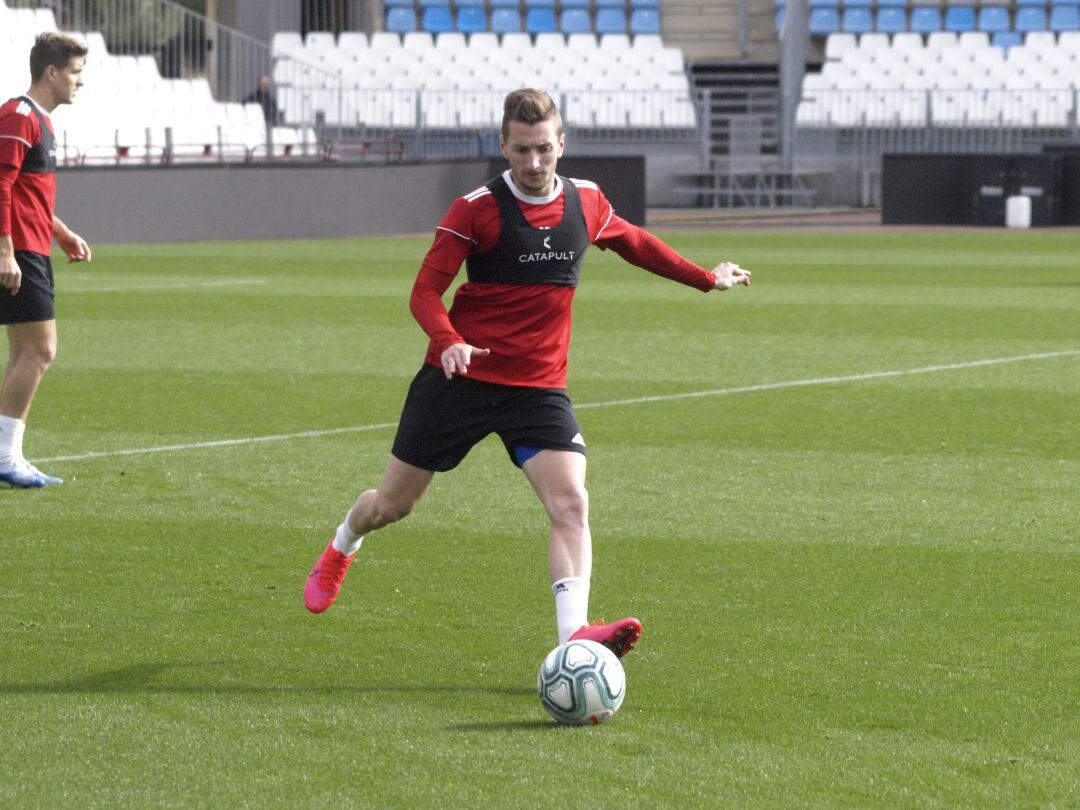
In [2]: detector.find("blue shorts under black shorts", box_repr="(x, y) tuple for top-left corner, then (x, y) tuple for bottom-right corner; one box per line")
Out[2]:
(391, 363), (587, 473)
(0, 251), (55, 324)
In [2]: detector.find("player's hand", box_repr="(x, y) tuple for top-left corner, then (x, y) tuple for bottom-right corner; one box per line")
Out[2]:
(441, 342), (490, 379)
(58, 231), (92, 263)
(712, 261), (750, 291)
(0, 254), (21, 296)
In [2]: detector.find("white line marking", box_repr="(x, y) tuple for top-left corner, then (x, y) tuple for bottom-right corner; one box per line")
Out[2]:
(34, 349), (1080, 464)
(60, 279), (267, 293)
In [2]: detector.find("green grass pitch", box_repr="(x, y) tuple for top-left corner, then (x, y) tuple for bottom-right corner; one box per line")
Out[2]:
(1, 229), (1078, 807)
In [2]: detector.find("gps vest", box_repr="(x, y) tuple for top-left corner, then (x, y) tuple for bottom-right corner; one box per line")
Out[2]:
(13, 96), (56, 176)
(465, 174), (589, 287)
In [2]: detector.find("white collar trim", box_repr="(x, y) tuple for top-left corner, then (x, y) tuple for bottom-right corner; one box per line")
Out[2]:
(502, 170), (562, 205)
(23, 94), (51, 119)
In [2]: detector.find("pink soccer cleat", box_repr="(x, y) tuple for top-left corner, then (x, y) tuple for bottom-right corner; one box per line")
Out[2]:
(570, 617), (643, 659)
(304, 540), (356, 614)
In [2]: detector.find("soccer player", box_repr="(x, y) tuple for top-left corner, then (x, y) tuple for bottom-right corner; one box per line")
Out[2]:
(0, 33), (91, 489)
(304, 88), (749, 658)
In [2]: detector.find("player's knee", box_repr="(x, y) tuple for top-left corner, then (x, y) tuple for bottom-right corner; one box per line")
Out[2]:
(23, 342), (56, 372)
(373, 494), (416, 526)
(550, 485), (589, 528)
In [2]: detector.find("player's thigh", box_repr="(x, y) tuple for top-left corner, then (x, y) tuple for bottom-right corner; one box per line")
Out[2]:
(522, 449), (588, 520)
(379, 454), (435, 506)
(6, 319), (57, 363)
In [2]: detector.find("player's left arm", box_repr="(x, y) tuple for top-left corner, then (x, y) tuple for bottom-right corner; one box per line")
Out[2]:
(586, 190), (748, 292)
(53, 215), (91, 263)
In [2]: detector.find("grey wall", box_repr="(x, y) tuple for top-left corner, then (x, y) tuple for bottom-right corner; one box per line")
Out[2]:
(57, 161), (489, 244)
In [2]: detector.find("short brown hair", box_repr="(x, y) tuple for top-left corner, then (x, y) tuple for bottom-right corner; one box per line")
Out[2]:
(501, 88), (563, 139)
(30, 32), (88, 81)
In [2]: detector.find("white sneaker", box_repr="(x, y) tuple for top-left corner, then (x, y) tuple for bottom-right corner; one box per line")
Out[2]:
(0, 457), (47, 488)
(26, 462), (63, 485)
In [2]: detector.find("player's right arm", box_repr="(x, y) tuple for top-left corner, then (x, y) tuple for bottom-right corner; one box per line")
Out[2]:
(0, 165), (20, 295)
(409, 195), (493, 378)
(0, 104), (32, 296)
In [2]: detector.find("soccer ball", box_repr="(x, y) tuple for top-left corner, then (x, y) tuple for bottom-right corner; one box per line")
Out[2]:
(537, 639), (626, 725)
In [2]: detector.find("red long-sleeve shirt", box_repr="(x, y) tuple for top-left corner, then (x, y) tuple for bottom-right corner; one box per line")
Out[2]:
(411, 172), (717, 388)
(0, 96), (56, 255)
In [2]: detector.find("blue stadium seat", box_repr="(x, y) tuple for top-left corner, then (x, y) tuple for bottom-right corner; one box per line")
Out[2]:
(455, 0), (484, 5)
(524, 0), (556, 5)
(991, 29), (1022, 49)
(910, 6), (942, 32)
(810, 0), (839, 7)
(1016, 5), (1048, 29)
(526, 7), (558, 33)
(977, 6), (1010, 31)
(422, 6), (454, 32)
(457, 6), (487, 32)
(876, 8), (906, 32)
(876, 0), (906, 8)
(629, 8), (661, 33)
(489, 0), (520, 6)
(561, 0), (590, 6)
(1050, 5), (1080, 29)
(809, 7), (841, 33)
(492, 7), (523, 31)
(418, 0), (449, 6)
(944, 5), (976, 31)
(596, 0), (628, 6)
(630, 0), (662, 7)
(844, 0), (872, 8)
(561, 8), (592, 32)
(386, 7), (418, 32)
(384, 0), (414, 6)
(1053, 0), (1080, 6)
(842, 7), (873, 32)
(1015, 0), (1045, 6)
(596, 7), (628, 32)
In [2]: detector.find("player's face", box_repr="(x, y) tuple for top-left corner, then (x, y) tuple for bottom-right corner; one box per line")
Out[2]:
(51, 56), (85, 106)
(500, 118), (564, 198)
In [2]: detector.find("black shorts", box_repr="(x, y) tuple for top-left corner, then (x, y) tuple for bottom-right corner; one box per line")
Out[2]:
(0, 251), (55, 324)
(391, 363), (587, 473)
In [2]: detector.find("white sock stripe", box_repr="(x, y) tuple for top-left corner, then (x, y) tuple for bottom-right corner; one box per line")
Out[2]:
(34, 349), (1080, 464)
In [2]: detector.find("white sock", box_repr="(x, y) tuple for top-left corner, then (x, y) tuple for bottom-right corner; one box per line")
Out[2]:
(331, 520), (364, 556)
(0, 415), (25, 462)
(553, 576), (590, 644)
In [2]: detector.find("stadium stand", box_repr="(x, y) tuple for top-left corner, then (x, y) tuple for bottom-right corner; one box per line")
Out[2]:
(800, 30), (1080, 128)
(0, 3), (319, 164)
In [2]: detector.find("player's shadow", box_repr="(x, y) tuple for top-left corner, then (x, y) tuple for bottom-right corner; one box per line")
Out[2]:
(448, 720), (557, 732)
(0, 662), (536, 698)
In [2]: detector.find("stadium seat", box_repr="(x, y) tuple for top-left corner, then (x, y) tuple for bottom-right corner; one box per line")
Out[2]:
(491, 8), (522, 32)
(561, 0), (590, 7)
(386, 7), (418, 33)
(876, 8), (906, 32)
(631, 0), (661, 6)
(944, 6), (976, 32)
(1016, 6), (1048, 30)
(456, 7), (487, 33)
(992, 30), (1023, 50)
(596, 8), (628, 33)
(630, 8), (662, 34)
(1051, 5), (1080, 29)
(977, 6), (1011, 31)
(842, 7), (873, 32)
(824, 32), (857, 58)
(561, 9), (592, 33)
(809, 7), (842, 34)
(490, 0), (520, 6)
(892, 31), (923, 50)
(422, 6), (454, 33)
(526, 7), (558, 33)
(910, 7), (942, 32)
